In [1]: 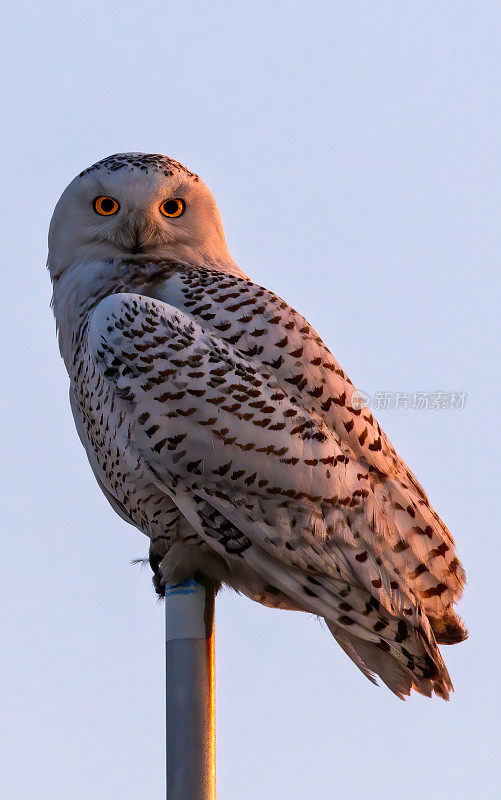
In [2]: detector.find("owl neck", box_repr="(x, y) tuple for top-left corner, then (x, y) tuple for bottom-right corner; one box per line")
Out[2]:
(51, 256), (248, 370)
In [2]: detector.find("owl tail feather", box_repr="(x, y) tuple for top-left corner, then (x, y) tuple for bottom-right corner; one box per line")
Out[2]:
(325, 620), (450, 700)
(430, 608), (468, 645)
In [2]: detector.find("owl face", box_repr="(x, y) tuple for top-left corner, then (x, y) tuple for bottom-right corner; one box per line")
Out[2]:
(48, 153), (232, 278)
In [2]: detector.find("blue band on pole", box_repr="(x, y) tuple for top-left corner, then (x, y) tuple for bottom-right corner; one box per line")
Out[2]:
(165, 579), (207, 641)
(165, 578), (200, 596)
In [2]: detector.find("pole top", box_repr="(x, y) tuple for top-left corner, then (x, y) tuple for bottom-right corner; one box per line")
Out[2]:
(165, 579), (211, 642)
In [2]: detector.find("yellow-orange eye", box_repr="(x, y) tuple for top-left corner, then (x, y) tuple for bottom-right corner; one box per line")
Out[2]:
(93, 196), (120, 216)
(159, 198), (185, 218)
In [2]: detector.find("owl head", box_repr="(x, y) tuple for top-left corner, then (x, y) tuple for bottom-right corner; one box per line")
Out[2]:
(48, 153), (237, 278)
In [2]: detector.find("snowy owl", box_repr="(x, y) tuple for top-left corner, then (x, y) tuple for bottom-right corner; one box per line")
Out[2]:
(49, 153), (466, 700)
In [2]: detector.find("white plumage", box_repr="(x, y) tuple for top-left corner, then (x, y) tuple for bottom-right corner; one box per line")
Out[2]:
(49, 153), (467, 700)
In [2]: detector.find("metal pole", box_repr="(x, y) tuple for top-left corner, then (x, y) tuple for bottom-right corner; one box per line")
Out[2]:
(165, 578), (215, 800)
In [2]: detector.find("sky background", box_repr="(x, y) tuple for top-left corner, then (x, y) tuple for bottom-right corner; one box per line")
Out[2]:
(1, 2), (500, 798)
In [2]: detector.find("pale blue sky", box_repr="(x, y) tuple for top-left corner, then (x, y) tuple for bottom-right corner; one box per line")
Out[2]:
(1, 2), (499, 798)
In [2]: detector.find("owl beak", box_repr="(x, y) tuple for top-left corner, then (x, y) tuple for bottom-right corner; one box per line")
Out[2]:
(130, 228), (143, 255)
(114, 211), (161, 255)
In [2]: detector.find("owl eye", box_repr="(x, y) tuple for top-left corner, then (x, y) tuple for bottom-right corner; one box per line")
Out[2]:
(160, 198), (185, 218)
(93, 196), (120, 216)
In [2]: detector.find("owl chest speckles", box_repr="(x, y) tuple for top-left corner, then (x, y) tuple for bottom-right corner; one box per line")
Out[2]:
(70, 341), (179, 541)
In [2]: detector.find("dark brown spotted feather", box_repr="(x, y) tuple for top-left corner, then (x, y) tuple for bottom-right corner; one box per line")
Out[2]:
(135, 266), (466, 630)
(67, 263), (467, 700)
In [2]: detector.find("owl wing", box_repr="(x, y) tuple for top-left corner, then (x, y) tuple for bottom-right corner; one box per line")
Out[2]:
(151, 268), (427, 483)
(87, 290), (465, 698)
(150, 269), (466, 613)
